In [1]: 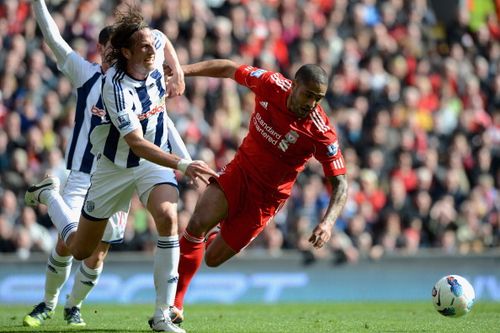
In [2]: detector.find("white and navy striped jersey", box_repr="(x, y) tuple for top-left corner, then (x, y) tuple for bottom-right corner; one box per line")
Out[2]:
(95, 29), (170, 168)
(61, 52), (105, 174)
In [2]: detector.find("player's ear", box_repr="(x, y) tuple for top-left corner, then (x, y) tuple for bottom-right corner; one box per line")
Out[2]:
(121, 47), (131, 60)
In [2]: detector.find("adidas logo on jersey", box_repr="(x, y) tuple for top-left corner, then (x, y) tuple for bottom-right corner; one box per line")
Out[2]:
(259, 101), (268, 109)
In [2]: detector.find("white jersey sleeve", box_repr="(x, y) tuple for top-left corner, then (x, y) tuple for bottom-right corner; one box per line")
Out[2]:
(152, 29), (167, 53)
(60, 52), (101, 88)
(165, 116), (191, 161)
(32, 0), (72, 66)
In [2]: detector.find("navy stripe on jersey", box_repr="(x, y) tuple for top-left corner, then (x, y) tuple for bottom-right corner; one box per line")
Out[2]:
(125, 118), (147, 167)
(112, 70), (125, 112)
(154, 111), (164, 146)
(103, 123), (120, 162)
(125, 122), (143, 168)
(166, 138), (172, 153)
(102, 70), (125, 163)
(80, 115), (100, 173)
(136, 85), (152, 112)
(151, 70), (166, 97)
(80, 96), (104, 173)
(66, 72), (101, 171)
(123, 84), (153, 167)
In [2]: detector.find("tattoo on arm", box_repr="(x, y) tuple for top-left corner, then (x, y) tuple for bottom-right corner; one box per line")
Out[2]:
(322, 174), (348, 226)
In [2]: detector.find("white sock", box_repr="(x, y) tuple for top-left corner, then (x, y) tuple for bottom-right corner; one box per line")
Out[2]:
(44, 248), (73, 309)
(44, 191), (78, 243)
(154, 236), (180, 315)
(65, 262), (103, 309)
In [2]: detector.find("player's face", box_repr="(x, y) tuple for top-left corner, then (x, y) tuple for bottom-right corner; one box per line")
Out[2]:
(289, 79), (327, 118)
(123, 28), (156, 78)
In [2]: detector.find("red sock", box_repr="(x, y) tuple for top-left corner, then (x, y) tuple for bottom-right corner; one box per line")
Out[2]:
(174, 231), (205, 310)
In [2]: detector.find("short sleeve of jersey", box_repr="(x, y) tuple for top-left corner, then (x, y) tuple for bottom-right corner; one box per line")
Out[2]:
(102, 69), (141, 137)
(151, 29), (167, 51)
(60, 51), (100, 88)
(313, 117), (347, 177)
(234, 65), (289, 97)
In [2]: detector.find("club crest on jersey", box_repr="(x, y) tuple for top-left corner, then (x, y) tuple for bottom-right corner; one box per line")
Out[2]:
(117, 114), (131, 129)
(285, 130), (299, 144)
(250, 69), (266, 78)
(327, 141), (339, 157)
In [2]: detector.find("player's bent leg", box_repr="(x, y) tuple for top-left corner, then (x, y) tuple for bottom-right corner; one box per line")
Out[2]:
(204, 233), (237, 267)
(24, 175), (60, 206)
(67, 216), (108, 260)
(64, 242), (110, 326)
(43, 238), (73, 309)
(175, 183), (229, 315)
(186, 183), (228, 237)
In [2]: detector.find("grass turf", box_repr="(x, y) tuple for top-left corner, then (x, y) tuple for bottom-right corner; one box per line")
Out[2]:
(0, 302), (499, 332)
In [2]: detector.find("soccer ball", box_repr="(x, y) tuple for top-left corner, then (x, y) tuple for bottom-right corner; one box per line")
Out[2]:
(432, 275), (475, 317)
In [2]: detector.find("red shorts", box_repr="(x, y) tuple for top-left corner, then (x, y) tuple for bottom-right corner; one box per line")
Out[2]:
(213, 160), (287, 252)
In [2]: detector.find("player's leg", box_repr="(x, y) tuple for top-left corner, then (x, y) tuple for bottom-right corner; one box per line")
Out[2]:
(24, 174), (105, 259)
(22, 237), (70, 327)
(23, 174), (78, 327)
(136, 162), (185, 333)
(146, 184), (186, 333)
(25, 175), (77, 240)
(63, 241), (110, 327)
(205, 184), (286, 268)
(68, 156), (134, 260)
(65, 202), (129, 326)
(174, 183), (228, 314)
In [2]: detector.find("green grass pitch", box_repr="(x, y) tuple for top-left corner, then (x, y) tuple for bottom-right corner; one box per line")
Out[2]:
(0, 302), (499, 332)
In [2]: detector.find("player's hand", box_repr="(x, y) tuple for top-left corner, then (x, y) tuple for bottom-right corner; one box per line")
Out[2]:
(184, 160), (218, 187)
(308, 222), (333, 249)
(163, 64), (173, 77)
(166, 71), (185, 98)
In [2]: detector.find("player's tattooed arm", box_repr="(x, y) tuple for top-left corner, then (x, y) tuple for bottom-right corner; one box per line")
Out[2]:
(308, 174), (348, 249)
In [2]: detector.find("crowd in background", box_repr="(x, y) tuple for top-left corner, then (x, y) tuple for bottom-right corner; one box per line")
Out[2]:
(0, 0), (498, 264)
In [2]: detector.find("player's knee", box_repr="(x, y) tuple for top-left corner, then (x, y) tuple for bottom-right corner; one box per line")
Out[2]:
(71, 247), (92, 261)
(84, 252), (106, 268)
(55, 238), (71, 256)
(155, 207), (177, 225)
(188, 212), (210, 235)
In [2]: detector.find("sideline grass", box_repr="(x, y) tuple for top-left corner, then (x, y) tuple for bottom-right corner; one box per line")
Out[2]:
(0, 302), (499, 332)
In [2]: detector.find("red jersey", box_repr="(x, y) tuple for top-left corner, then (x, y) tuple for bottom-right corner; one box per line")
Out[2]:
(232, 65), (346, 196)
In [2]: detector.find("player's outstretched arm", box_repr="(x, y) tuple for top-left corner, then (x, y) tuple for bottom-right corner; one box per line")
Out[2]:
(31, 0), (72, 65)
(309, 174), (348, 249)
(163, 36), (185, 98)
(182, 59), (238, 80)
(124, 129), (217, 184)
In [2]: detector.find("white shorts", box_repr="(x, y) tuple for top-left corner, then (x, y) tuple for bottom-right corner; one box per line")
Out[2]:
(82, 155), (178, 221)
(63, 171), (128, 243)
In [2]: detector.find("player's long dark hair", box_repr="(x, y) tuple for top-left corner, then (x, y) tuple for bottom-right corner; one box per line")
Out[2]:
(106, 5), (148, 72)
